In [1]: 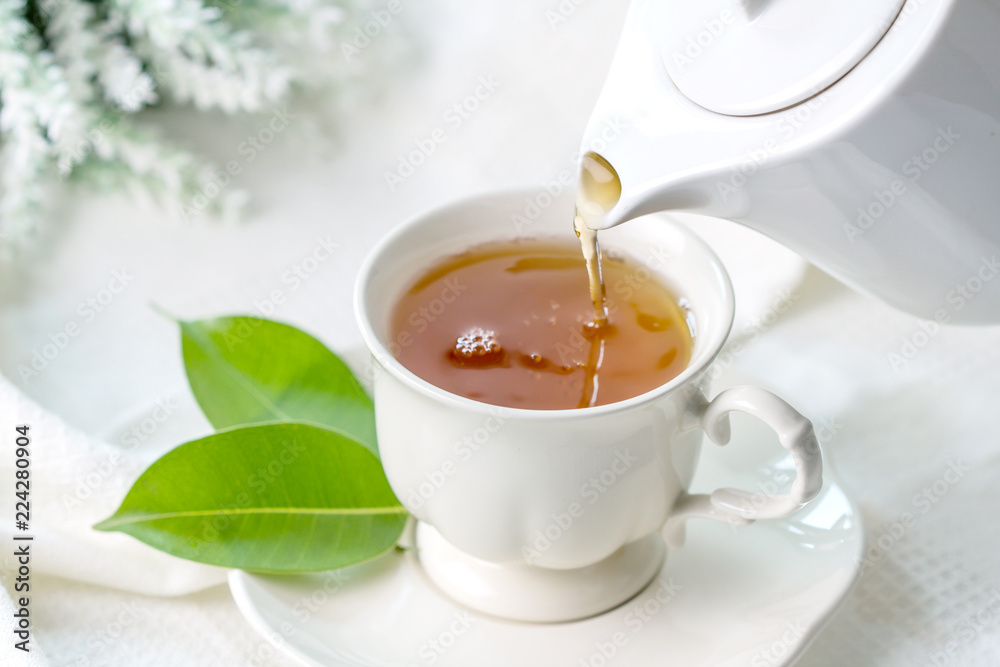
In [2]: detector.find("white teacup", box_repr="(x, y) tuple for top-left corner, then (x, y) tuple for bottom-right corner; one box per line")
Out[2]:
(355, 187), (822, 622)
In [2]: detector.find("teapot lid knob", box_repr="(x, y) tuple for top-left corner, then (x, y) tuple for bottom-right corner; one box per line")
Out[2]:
(659, 0), (906, 115)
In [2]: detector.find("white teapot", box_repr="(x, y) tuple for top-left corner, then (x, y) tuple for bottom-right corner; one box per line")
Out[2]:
(582, 0), (1000, 323)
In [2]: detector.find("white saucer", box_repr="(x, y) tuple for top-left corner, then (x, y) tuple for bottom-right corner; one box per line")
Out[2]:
(230, 413), (863, 667)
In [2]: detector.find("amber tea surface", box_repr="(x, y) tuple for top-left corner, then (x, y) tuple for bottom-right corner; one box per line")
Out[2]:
(390, 240), (693, 410)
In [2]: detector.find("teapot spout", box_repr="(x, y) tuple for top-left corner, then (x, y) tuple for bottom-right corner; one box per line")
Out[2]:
(581, 118), (758, 230)
(578, 5), (762, 229)
(589, 155), (745, 230)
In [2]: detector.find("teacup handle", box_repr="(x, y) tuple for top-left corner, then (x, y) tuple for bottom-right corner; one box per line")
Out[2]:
(664, 386), (823, 547)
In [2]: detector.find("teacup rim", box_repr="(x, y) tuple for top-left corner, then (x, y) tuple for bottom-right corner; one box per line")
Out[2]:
(354, 185), (736, 420)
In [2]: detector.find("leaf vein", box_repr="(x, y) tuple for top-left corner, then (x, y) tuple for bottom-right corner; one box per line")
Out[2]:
(99, 505), (408, 530)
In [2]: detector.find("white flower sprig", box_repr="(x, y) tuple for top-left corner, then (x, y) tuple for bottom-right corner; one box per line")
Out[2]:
(0, 0), (392, 258)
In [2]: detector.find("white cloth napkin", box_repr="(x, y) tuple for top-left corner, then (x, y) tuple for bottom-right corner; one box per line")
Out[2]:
(0, 374), (232, 667)
(0, 374), (228, 598)
(0, 370), (308, 666)
(0, 590), (48, 667)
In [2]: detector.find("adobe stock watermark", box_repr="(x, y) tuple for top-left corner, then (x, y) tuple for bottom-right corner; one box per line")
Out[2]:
(339, 0), (409, 61)
(250, 234), (341, 322)
(726, 431), (832, 529)
(16, 268), (135, 383)
(930, 588), (1000, 666)
(70, 600), (150, 666)
(716, 93), (830, 203)
(384, 75), (501, 191)
(411, 611), (476, 666)
(510, 116), (630, 234)
(704, 288), (800, 382)
(246, 437), (308, 496)
(577, 577), (682, 667)
(184, 437), (308, 552)
(290, 570), (352, 623)
(562, 240), (682, 358)
(504, 242), (675, 371)
(545, 0), (592, 31)
(856, 460), (970, 575)
(882, 0), (934, 41)
(886, 255), (999, 371)
(844, 126), (960, 243)
(179, 106), (296, 224)
(404, 407), (510, 510)
(214, 235), (340, 353)
(61, 396), (180, 511)
(944, 254), (1000, 313)
(352, 271), (472, 391)
(244, 569), (353, 667)
(521, 448), (639, 564)
(379, 276), (468, 368)
(547, 242), (675, 364)
(750, 620), (808, 667)
(56, 77), (158, 174)
(608, 244), (675, 303)
(668, 8), (737, 72)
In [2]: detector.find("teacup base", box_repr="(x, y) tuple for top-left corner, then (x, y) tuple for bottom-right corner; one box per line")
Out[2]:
(415, 522), (666, 623)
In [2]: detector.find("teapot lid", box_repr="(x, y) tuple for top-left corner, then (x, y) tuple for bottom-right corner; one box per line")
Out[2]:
(659, 0), (906, 116)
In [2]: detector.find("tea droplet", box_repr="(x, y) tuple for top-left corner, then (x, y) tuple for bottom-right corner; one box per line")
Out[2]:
(516, 352), (577, 375)
(578, 152), (622, 216)
(582, 320), (616, 339)
(636, 312), (673, 332)
(657, 348), (678, 369)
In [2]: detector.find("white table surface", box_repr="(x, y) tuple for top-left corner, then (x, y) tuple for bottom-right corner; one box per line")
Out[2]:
(2, 2), (1000, 666)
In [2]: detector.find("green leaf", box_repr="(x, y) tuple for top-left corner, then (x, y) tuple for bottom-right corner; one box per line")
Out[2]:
(178, 315), (377, 454)
(94, 423), (407, 573)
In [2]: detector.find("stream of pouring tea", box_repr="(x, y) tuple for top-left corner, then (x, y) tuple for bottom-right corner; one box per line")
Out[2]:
(573, 152), (621, 327)
(573, 151), (622, 406)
